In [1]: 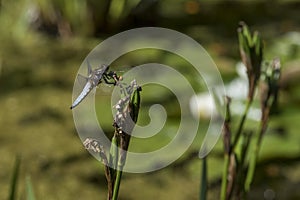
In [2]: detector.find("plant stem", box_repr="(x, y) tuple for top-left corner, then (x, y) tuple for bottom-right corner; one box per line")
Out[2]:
(234, 132), (252, 198)
(107, 133), (119, 200)
(221, 98), (252, 200)
(111, 132), (131, 200)
(244, 141), (259, 192)
(232, 99), (252, 151)
(200, 156), (207, 200)
(112, 168), (123, 200)
(110, 83), (141, 200)
(220, 154), (230, 200)
(245, 107), (270, 191)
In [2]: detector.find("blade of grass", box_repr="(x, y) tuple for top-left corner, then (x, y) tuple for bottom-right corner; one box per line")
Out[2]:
(26, 176), (36, 200)
(9, 156), (21, 200)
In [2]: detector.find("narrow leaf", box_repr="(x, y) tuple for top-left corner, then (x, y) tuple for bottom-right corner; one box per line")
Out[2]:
(9, 156), (21, 200)
(26, 176), (36, 200)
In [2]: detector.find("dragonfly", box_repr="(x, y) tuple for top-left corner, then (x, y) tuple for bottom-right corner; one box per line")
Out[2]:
(70, 60), (121, 109)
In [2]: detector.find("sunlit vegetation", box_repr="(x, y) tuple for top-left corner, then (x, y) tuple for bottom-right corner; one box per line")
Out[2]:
(1, 0), (300, 199)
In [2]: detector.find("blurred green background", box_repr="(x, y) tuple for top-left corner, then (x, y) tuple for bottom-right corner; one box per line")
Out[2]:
(0, 0), (300, 199)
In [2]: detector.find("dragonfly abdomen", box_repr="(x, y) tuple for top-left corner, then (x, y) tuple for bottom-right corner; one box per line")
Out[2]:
(70, 63), (118, 109)
(70, 82), (93, 109)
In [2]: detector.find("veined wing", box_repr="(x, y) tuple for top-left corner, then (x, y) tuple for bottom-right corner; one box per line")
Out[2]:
(70, 62), (109, 109)
(70, 81), (93, 109)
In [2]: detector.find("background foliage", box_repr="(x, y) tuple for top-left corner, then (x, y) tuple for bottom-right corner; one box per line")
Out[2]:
(0, 0), (299, 199)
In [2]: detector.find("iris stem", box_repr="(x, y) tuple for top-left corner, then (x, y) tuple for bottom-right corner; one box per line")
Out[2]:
(221, 98), (253, 200)
(232, 99), (252, 151)
(112, 168), (123, 200)
(220, 154), (230, 200)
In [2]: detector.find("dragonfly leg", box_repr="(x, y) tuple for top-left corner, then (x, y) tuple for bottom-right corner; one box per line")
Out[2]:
(103, 74), (117, 85)
(103, 71), (122, 85)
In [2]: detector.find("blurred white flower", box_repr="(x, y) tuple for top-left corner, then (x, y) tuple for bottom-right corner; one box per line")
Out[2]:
(190, 93), (217, 119)
(190, 62), (261, 121)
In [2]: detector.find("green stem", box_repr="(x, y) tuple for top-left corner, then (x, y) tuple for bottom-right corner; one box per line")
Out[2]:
(110, 85), (141, 200)
(244, 120), (265, 191)
(220, 154), (230, 200)
(110, 135), (119, 173)
(112, 168), (123, 200)
(111, 135), (130, 200)
(235, 132), (252, 198)
(107, 133), (119, 200)
(200, 157), (207, 200)
(232, 99), (252, 151)
(221, 98), (252, 200)
(244, 143), (259, 192)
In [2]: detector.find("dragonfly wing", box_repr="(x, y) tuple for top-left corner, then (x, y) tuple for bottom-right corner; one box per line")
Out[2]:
(70, 81), (93, 109)
(77, 74), (88, 86)
(86, 59), (93, 75)
(90, 65), (108, 86)
(70, 63), (110, 109)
